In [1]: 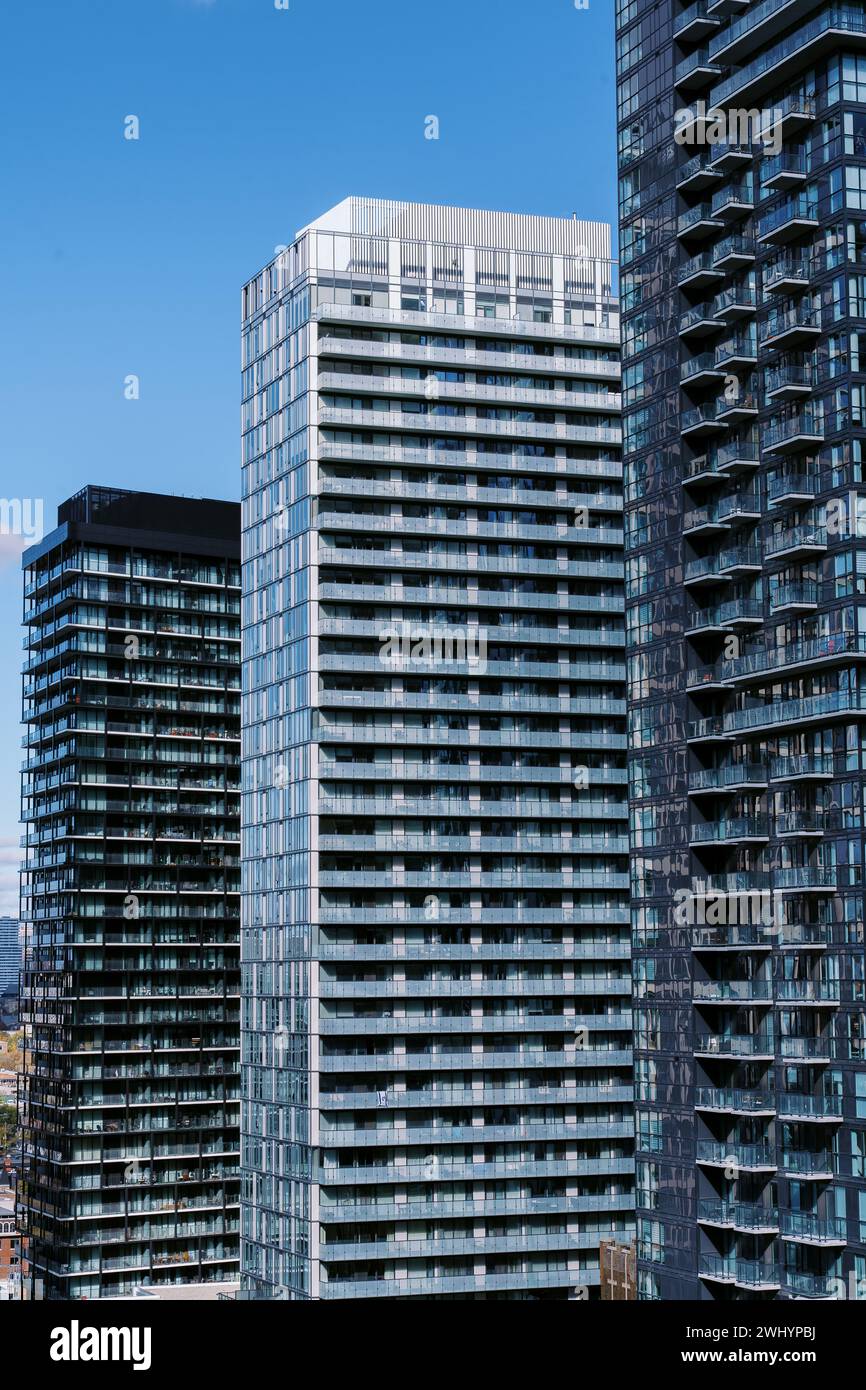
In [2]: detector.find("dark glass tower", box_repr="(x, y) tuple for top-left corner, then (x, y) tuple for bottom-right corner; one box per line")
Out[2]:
(18, 487), (241, 1300)
(617, 0), (866, 1300)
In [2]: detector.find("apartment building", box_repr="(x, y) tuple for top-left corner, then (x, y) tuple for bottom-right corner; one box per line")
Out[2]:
(17, 486), (241, 1299)
(240, 197), (633, 1299)
(616, 0), (866, 1299)
(0, 918), (21, 996)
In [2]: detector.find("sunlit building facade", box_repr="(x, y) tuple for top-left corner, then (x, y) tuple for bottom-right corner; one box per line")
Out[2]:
(240, 197), (633, 1299)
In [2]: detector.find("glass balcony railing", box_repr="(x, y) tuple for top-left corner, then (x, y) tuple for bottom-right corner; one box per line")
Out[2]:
(764, 524), (828, 558)
(777, 1092), (843, 1121)
(713, 11), (863, 106)
(782, 1271), (840, 1299)
(697, 1139), (775, 1166)
(711, 182), (755, 216)
(761, 308), (822, 348)
(711, 233), (755, 266)
(688, 761), (767, 792)
(695, 1088), (775, 1115)
(693, 978), (773, 1001)
(770, 753), (833, 781)
(699, 1254), (780, 1289)
(690, 818), (769, 845)
(763, 253), (812, 293)
(680, 352), (725, 383)
(781, 1149), (834, 1176)
(757, 195), (819, 243)
(766, 364), (815, 400)
(675, 0), (723, 41)
(698, 1199), (779, 1232)
(694, 1037), (775, 1061)
(770, 583), (819, 611)
(678, 203), (724, 236)
(776, 979), (841, 1003)
(678, 250), (725, 286)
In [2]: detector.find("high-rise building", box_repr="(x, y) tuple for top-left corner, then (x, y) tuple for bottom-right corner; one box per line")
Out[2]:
(616, 0), (866, 1299)
(0, 919), (21, 996)
(18, 486), (242, 1300)
(240, 196), (632, 1300)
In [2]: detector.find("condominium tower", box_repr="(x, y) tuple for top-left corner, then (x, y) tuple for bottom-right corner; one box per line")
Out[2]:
(0, 918), (21, 996)
(18, 487), (241, 1299)
(616, 0), (866, 1299)
(240, 197), (632, 1299)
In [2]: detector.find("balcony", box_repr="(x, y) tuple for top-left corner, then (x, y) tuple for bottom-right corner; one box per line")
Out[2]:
(763, 252), (811, 295)
(686, 661), (729, 692)
(688, 761), (767, 794)
(709, 0), (824, 66)
(684, 556), (729, 588)
(678, 250), (726, 290)
(760, 306), (821, 351)
(696, 1138), (776, 1167)
(764, 523), (827, 560)
(765, 363), (814, 401)
(767, 473), (818, 507)
(713, 284), (757, 322)
(763, 414), (823, 453)
(713, 439), (760, 474)
(777, 1092), (843, 1122)
(719, 543), (761, 574)
(678, 202), (725, 241)
(675, 0), (724, 42)
(695, 1088), (775, 1117)
(769, 582), (818, 614)
(685, 599), (763, 635)
(694, 1038), (775, 1063)
(698, 1199), (779, 1234)
(711, 234), (755, 269)
(716, 385), (759, 422)
(674, 46), (723, 91)
(680, 302), (724, 340)
(774, 866), (836, 894)
(693, 977), (773, 1001)
(711, 11), (864, 111)
(680, 352), (726, 388)
(707, 140), (753, 174)
(711, 181), (755, 220)
(677, 152), (722, 194)
(781, 1149), (834, 1177)
(715, 335), (757, 370)
(689, 817), (769, 846)
(757, 196), (819, 246)
(775, 978), (840, 1003)
(770, 753), (833, 783)
(783, 1270), (841, 1299)
(760, 151), (808, 192)
(681, 404), (728, 439)
(699, 1255), (780, 1292)
(683, 491), (760, 535)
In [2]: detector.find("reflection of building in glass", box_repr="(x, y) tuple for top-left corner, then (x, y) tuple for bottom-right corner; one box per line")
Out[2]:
(617, 2), (866, 1300)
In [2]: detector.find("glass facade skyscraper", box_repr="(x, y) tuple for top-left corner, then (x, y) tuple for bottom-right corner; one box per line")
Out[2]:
(18, 487), (241, 1300)
(240, 197), (632, 1299)
(0, 918), (21, 996)
(617, 0), (866, 1299)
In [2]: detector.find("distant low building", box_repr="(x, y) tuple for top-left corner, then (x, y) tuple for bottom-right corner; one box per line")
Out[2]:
(0, 1194), (21, 1301)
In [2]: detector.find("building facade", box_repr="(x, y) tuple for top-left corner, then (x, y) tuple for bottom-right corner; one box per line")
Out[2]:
(0, 919), (21, 996)
(18, 487), (241, 1299)
(240, 197), (633, 1299)
(617, 0), (866, 1298)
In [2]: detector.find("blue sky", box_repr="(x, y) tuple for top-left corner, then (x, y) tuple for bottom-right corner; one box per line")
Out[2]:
(0, 0), (618, 914)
